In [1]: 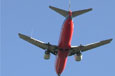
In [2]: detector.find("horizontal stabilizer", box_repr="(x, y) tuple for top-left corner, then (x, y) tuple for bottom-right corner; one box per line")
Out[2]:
(72, 8), (92, 17)
(49, 6), (92, 18)
(49, 6), (68, 17)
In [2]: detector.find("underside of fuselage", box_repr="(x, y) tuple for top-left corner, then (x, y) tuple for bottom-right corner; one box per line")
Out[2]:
(49, 5), (93, 75)
(55, 11), (74, 75)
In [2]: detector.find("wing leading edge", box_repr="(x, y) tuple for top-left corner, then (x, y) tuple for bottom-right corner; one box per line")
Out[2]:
(69, 39), (112, 56)
(18, 33), (58, 55)
(18, 33), (112, 56)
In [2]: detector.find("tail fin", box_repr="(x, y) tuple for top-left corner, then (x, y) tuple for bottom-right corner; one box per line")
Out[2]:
(49, 6), (92, 18)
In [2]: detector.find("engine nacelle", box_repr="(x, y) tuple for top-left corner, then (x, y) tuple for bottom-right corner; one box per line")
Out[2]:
(74, 54), (82, 61)
(44, 53), (50, 60)
(44, 51), (50, 60)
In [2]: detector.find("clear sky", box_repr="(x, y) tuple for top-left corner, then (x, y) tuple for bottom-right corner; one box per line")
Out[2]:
(1, 0), (115, 76)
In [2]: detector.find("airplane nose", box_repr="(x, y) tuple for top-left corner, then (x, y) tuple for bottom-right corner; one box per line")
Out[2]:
(58, 73), (60, 76)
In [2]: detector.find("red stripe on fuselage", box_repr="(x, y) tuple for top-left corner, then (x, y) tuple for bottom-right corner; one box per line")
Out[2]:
(55, 11), (74, 75)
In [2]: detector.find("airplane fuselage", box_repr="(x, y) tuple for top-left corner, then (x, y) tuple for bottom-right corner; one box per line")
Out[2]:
(18, 5), (113, 76)
(55, 11), (74, 75)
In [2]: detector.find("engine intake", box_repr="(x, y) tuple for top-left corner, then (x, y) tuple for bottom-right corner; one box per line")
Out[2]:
(74, 53), (82, 61)
(44, 51), (50, 60)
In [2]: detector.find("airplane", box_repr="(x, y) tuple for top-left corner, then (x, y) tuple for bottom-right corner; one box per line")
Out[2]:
(18, 3), (112, 76)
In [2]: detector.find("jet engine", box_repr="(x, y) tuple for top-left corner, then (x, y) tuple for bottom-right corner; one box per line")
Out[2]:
(44, 51), (50, 60)
(74, 53), (82, 61)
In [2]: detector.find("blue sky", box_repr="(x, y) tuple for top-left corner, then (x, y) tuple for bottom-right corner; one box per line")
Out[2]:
(1, 0), (115, 76)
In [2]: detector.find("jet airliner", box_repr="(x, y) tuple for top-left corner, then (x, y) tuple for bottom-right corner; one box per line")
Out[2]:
(18, 5), (112, 76)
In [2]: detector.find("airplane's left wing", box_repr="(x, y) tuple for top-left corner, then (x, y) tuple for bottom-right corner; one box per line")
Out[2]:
(69, 39), (112, 56)
(18, 33), (58, 55)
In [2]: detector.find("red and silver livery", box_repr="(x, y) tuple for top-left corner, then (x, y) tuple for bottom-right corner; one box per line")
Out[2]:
(18, 5), (112, 76)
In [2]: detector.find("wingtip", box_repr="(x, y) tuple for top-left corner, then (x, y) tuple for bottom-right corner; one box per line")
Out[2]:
(88, 8), (93, 11)
(18, 33), (21, 35)
(90, 8), (93, 11)
(18, 33), (22, 37)
(18, 33), (25, 38)
(49, 5), (51, 8)
(109, 38), (113, 42)
(49, 5), (53, 9)
(104, 38), (113, 43)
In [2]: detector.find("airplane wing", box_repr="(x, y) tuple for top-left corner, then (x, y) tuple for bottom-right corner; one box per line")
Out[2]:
(69, 39), (112, 56)
(18, 33), (58, 55)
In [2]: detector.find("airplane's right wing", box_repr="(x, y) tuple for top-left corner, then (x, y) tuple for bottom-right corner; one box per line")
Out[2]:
(69, 39), (112, 56)
(18, 33), (58, 55)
